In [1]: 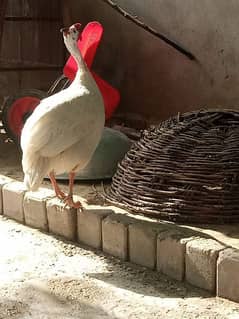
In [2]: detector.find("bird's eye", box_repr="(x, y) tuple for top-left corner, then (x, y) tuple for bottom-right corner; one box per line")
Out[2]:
(73, 29), (76, 33)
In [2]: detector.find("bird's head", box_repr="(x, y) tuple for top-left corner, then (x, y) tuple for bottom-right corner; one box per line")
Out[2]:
(60, 23), (82, 49)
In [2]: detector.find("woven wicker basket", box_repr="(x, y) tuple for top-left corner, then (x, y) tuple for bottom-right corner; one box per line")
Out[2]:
(106, 110), (239, 224)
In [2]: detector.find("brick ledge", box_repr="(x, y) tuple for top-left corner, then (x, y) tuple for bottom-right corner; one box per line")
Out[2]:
(0, 177), (238, 303)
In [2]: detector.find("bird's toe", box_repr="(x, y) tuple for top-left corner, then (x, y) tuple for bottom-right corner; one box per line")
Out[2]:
(63, 195), (83, 210)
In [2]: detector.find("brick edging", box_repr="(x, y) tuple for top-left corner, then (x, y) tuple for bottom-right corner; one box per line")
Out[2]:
(0, 177), (238, 303)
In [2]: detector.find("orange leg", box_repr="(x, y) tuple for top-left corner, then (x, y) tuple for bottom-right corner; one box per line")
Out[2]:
(49, 171), (66, 199)
(63, 172), (83, 210)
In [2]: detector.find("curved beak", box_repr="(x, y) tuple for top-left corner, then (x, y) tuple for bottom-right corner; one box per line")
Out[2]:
(60, 27), (69, 35)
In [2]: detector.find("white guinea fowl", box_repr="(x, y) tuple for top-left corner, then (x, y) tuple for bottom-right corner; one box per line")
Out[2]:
(21, 23), (105, 208)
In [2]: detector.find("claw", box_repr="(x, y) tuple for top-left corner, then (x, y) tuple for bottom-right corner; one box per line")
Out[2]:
(49, 171), (82, 210)
(56, 189), (67, 200)
(62, 195), (83, 210)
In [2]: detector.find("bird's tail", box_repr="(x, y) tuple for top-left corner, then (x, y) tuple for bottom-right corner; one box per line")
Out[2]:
(22, 152), (49, 191)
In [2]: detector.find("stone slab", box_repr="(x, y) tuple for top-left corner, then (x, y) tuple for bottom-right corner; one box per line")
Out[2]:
(23, 188), (55, 231)
(77, 208), (113, 249)
(157, 229), (196, 281)
(102, 213), (135, 260)
(186, 238), (226, 292)
(217, 248), (239, 303)
(129, 222), (168, 269)
(46, 198), (77, 241)
(0, 175), (14, 214)
(2, 181), (26, 223)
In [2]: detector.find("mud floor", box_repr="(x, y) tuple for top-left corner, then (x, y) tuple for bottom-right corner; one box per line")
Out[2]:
(1, 216), (239, 319)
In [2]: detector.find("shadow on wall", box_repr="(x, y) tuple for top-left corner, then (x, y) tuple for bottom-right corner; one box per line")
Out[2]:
(64, 0), (239, 123)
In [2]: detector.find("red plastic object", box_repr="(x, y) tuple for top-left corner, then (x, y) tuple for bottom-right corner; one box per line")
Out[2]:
(92, 72), (120, 120)
(64, 21), (120, 119)
(2, 91), (45, 142)
(2, 21), (120, 143)
(7, 97), (40, 136)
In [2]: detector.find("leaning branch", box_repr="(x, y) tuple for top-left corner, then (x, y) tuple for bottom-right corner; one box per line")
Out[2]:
(100, 0), (196, 61)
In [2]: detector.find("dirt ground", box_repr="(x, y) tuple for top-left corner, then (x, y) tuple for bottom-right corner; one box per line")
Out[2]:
(1, 132), (239, 318)
(1, 216), (239, 319)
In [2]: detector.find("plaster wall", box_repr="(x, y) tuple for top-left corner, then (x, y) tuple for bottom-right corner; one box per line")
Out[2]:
(67, 0), (239, 122)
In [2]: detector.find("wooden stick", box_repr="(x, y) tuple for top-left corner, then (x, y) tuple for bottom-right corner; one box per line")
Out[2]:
(100, 0), (196, 61)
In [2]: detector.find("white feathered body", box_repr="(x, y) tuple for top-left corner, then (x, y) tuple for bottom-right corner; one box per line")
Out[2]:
(21, 71), (105, 191)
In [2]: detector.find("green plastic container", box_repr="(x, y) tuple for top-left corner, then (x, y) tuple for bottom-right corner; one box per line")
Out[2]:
(56, 127), (131, 180)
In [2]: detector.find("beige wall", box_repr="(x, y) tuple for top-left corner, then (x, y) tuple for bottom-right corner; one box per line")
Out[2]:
(66, 0), (239, 123)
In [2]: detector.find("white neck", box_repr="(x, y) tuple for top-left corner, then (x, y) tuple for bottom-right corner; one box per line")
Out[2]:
(64, 39), (88, 84)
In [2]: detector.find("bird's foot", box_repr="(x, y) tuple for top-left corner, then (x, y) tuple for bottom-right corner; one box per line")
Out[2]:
(62, 195), (83, 210)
